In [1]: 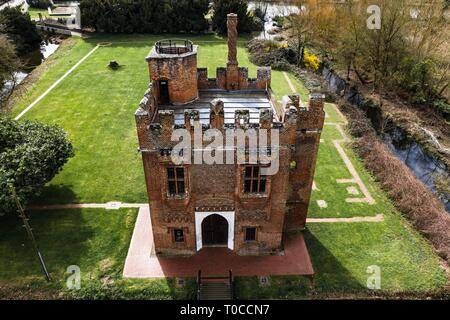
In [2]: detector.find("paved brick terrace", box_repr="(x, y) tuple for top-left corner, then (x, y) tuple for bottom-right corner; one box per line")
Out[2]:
(123, 207), (314, 278)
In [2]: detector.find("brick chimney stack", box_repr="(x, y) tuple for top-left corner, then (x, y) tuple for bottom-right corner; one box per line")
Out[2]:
(227, 13), (238, 65)
(226, 13), (239, 90)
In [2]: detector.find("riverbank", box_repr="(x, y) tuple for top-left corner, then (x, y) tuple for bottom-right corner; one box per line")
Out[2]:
(4, 35), (73, 113)
(296, 63), (450, 263)
(318, 67), (449, 212)
(339, 101), (450, 263)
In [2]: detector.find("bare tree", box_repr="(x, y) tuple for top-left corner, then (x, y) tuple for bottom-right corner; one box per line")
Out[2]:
(0, 35), (23, 110)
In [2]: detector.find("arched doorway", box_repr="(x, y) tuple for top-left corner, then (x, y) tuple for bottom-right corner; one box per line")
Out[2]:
(201, 214), (228, 246)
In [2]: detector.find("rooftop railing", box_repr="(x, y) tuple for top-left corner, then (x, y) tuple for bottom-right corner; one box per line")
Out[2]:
(155, 39), (193, 55)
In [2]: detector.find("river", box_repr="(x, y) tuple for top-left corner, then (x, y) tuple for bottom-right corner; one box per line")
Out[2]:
(2, 40), (59, 97)
(248, 1), (299, 39)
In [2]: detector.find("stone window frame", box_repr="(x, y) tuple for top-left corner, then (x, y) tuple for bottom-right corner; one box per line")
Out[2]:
(172, 228), (185, 244)
(164, 165), (190, 199)
(244, 226), (258, 242)
(169, 227), (188, 244)
(239, 165), (271, 198)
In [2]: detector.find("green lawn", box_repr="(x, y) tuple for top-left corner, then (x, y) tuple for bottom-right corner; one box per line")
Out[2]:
(25, 7), (49, 19)
(0, 208), (137, 282)
(3, 34), (448, 298)
(309, 118), (394, 218)
(0, 208), (194, 299)
(0, 208), (445, 298)
(236, 215), (448, 298)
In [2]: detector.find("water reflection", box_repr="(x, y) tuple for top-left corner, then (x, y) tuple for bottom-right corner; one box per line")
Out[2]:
(1, 40), (59, 102)
(248, 1), (299, 40)
(16, 41), (59, 84)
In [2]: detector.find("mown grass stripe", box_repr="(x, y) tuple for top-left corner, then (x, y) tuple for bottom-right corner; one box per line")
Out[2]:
(15, 45), (100, 120)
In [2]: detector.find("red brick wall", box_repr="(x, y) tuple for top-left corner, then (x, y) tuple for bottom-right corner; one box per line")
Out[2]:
(148, 53), (198, 104)
(136, 59), (325, 256)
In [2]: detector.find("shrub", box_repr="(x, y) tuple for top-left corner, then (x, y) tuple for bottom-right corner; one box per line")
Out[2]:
(0, 117), (74, 214)
(249, 13), (264, 32)
(303, 49), (321, 71)
(272, 35), (286, 42)
(68, 279), (196, 300)
(394, 57), (436, 104)
(252, 7), (266, 21)
(272, 15), (284, 28)
(247, 39), (297, 70)
(433, 99), (450, 119)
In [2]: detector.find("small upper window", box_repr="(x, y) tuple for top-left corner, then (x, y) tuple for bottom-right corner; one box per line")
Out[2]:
(243, 166), (267, 194)
(167, 167), (186, 196)
(245, 227), (257, 242)
(173, 229), (184, 243)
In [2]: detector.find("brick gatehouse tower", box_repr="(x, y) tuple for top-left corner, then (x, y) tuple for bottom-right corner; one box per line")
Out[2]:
(135, 14), (325, 256)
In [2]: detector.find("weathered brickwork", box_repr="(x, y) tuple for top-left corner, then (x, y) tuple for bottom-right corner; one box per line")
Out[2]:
(146, 47), (198, 105)
(135, 14), (325, 256)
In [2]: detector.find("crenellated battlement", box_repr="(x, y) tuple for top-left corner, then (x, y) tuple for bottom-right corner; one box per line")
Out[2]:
(197, 66), (271, 91)
(280, 93), (325, 131)
(135, 91), (324, 154)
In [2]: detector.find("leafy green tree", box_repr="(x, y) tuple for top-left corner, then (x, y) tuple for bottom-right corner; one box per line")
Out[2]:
(0, 117), (74, 214)
(80, 0), (209, 33)
(211, 0), (255, 34)
(171, 0), (210, 33)
(26, 0), (51, 9)
(0, 7), (42, 56)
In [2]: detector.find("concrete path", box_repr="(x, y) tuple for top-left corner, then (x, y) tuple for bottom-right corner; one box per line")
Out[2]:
(29, 201), (147, 210)
(28, 201), (384, 223)
(326, 122), (376, 205)
(307, 214), (384, 223)
(332, 137), (375, 204)
(123, 205), (155, 278)
(331, 103), (348, 124)
(15, 45), (99, 120)
(283, 71), (296, 93)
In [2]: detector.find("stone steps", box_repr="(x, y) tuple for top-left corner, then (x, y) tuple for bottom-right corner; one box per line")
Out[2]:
(199, 282), (233, 300)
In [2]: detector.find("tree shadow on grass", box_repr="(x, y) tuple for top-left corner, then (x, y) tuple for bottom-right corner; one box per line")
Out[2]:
(82, 33), (229, 46)
(235, 229), (366, 299)
(30, 184), (79, 205)
(0, 208), (93, 283)
(303, 229), (366, 295)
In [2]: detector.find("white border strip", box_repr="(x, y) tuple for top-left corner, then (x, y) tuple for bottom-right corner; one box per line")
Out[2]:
(15, 45), (100, 120)
(307, 214), (384, 223)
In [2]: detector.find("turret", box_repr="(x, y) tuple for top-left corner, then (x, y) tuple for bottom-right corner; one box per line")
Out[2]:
(146, 40), (199, 105)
